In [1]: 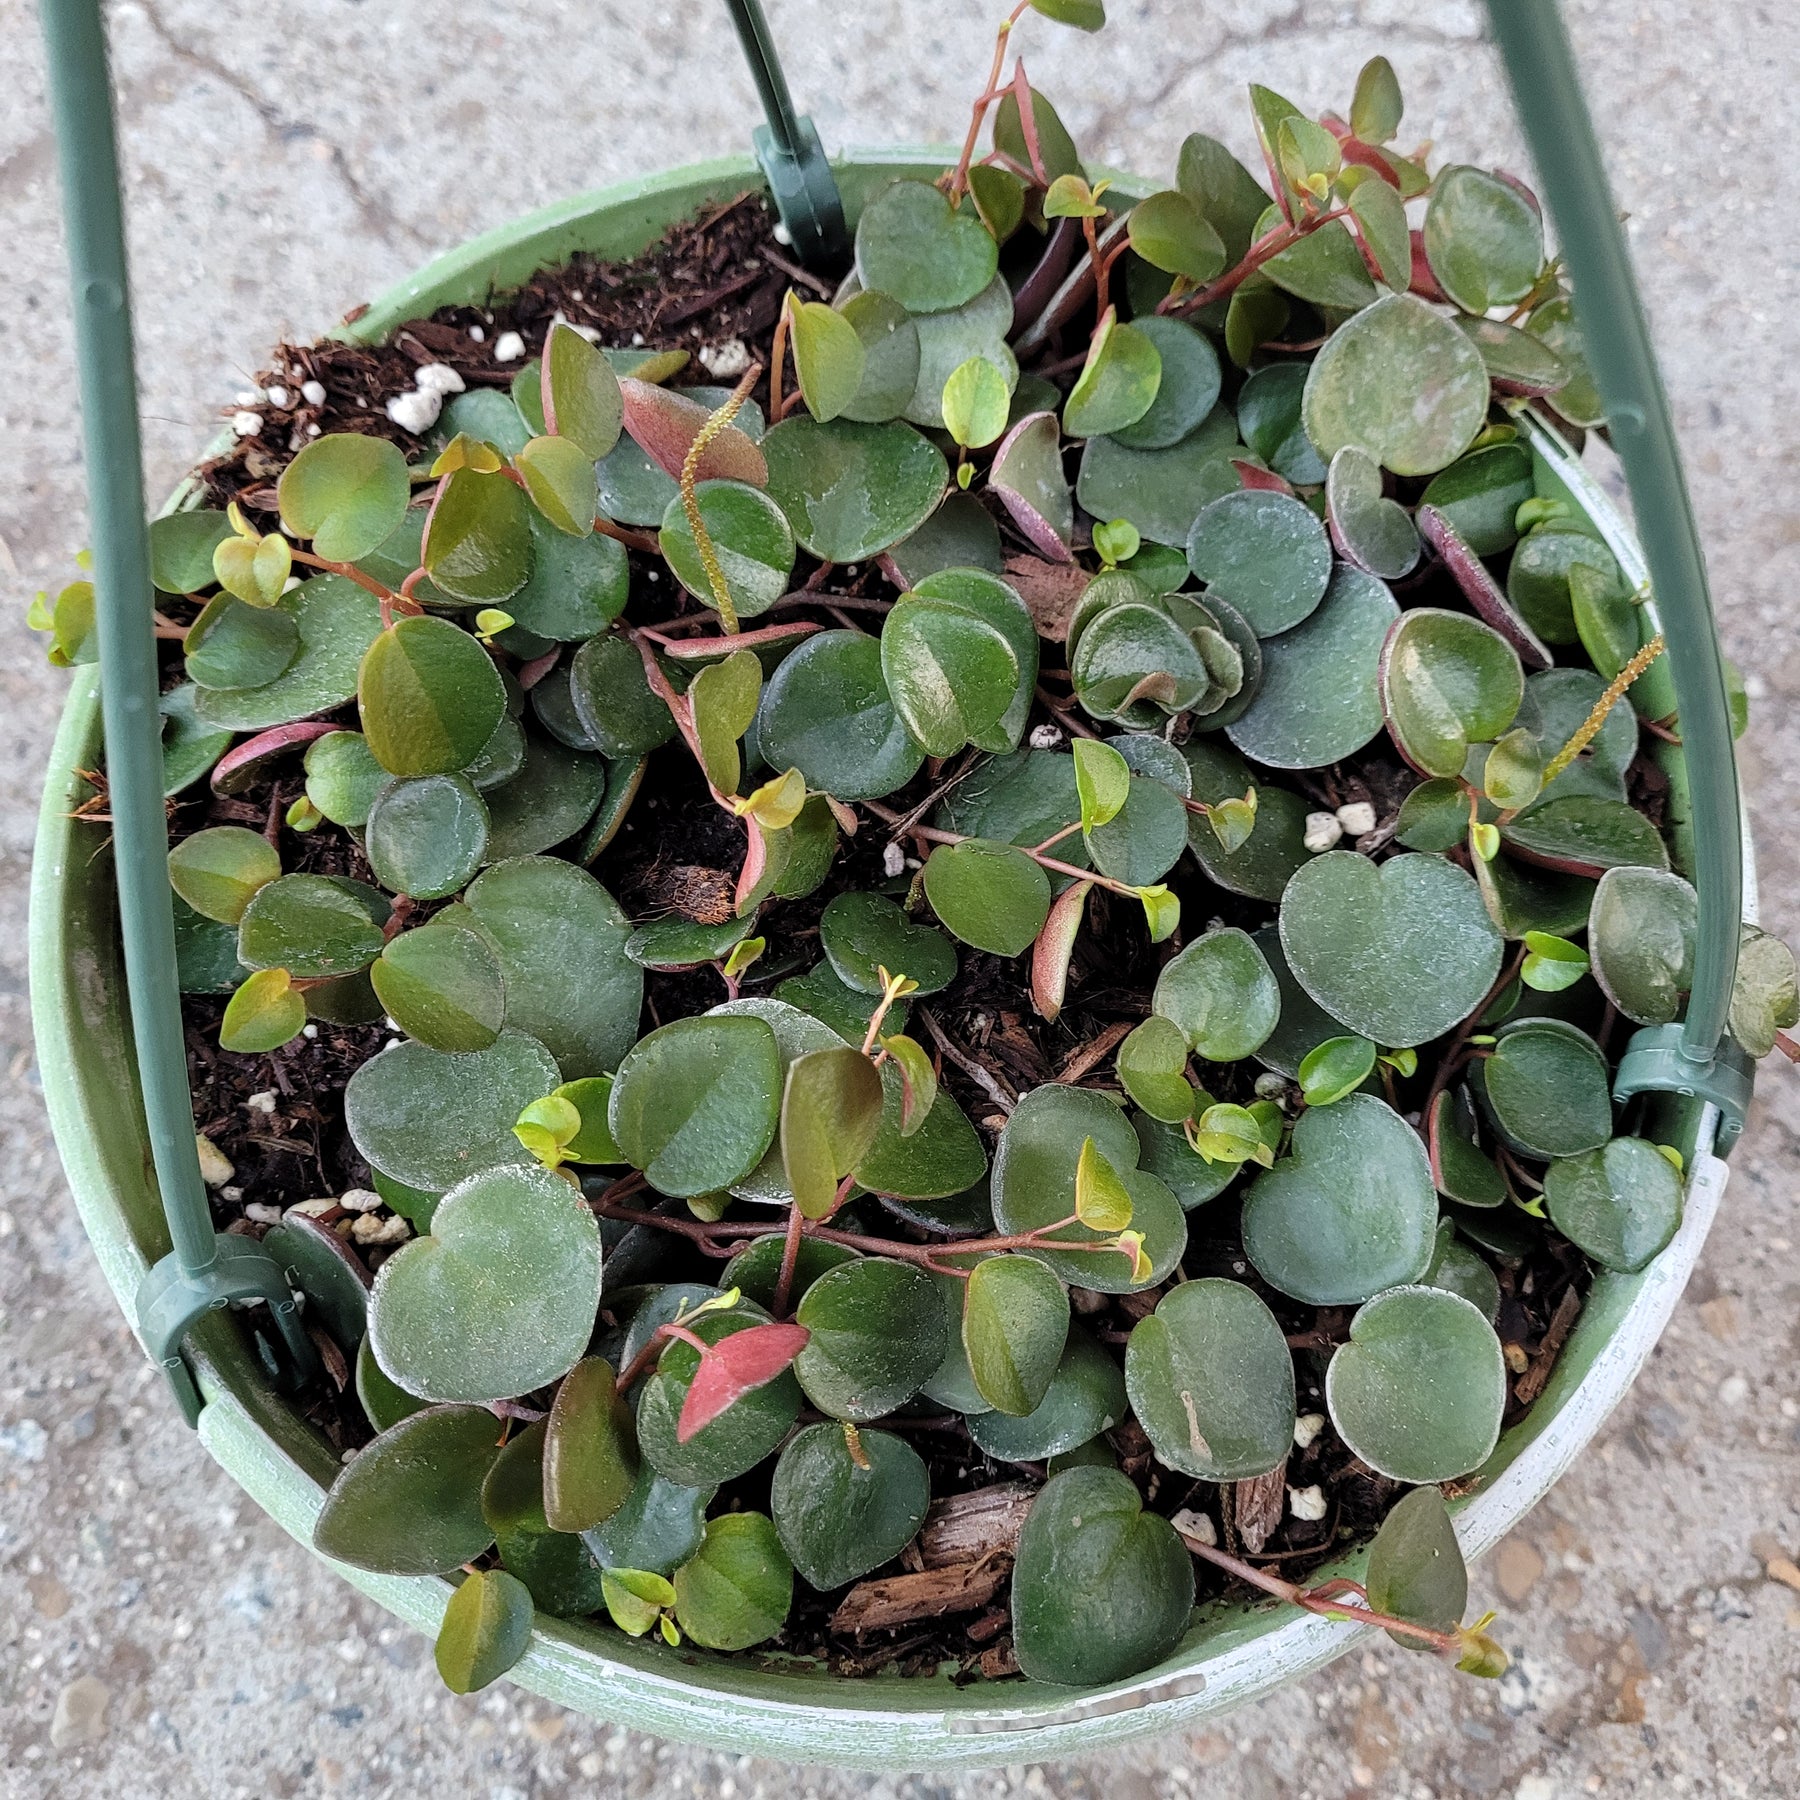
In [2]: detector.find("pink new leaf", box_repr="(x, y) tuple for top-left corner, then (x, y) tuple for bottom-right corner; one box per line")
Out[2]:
(676, 1323), (810, 1443)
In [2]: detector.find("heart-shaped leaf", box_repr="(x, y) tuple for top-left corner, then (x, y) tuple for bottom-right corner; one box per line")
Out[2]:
(880, 594), (1019, 757)
(1364, 1486), (1468, 1652)
(1011, 1466), (1193, 1687)
(659, 480), (795, 621)
(1241, 1092), (1436, 1303)
(836, 290), (922, 424)
(1280, 851), (1504, 1046)
(278, 433), (411, 561)
(1114, 1016), (1195, 1123)
(541, 320), (624, 458)
(480, 1420), (607, 1618)
(855, 179), (1000, 314)
(771, 1422), (930, 1589)
(1153, 927), (1280, 1062)
(819, 891), (956, 997)
(1302, 292), (1490, 477)
(1187, 489), (1331, 638)
(1326, 444), (1420, 580)
(1326, 1286), (1506, 1482)
(1500, 796), (1669, 878)
(1587, 866), (1697, 1025)
(922, 838), (1051, 956)
(1085, 774), (1187, 886)
(364, 772), (489, 899)
(568, 632), (677, 760)
(581, 1464), (713, 1577)
(435, 1568), (535, 1694)
(962, 1253), (1071, 1416)
(359, 614), (507, 779)
(303, 729), (387, 827)
(1545, 1136), (1682, 1273)
(151, 508), (236, 594)
(184, 593), (300, 691)
(238, 873), (388, 978)
(220, 969), (307, 1053)
(422, 467), (534, 604)
(903, 275), (1017, 431)
(967, 1327), (1127, 1460)
(168, 825), (280, 926)
(314, 1404), (502, 1574)
(756, 628), (924, 801)
(1428, 1088), (1509, 1209)
(367, 1162), (602, 1402)
(636, 1301), (801, 1487)
(991, 1085), (1186, 1293)
(1730, 924), (1799, 1057)
(1506, 527), (1622, 648)
(1062, 308), (1162, 439)
(1424, 165), (1544, 314)
(1126, 189), (1226, 284)
(1474, 1017), (1612, 1157)
(672, 1512), (792, 1652)
(1380, 608), (1525, 779)
(345, 1029), (561, 1191)
(909, 568), (1039, 753)
(609, 1015), (781, 1197)
(1225, 564), (1399, 771)
(515, 433), (598, 536)
(794, 1257), (947, 1421)
(463, 857), (640, 1078)
(371, 917), (505, 1053)
(781, 1045), (885, 1220)
(941, 354), (1011, 450)
(192, 576), (382, 732)
(763, 416), (947, 563)
(1179, 745), (1309, 903)
(1125, 1278), (1295, 1479)
(543, 1357), (639, 1533)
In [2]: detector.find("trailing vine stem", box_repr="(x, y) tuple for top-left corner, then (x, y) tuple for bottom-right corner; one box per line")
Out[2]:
(943, 0), (1036, 206)
(860, 802), (1151, 903)
(1415, 943), (1528, 1151)
(1157, 205), (1354, 319)
(678, 363), (762, 636)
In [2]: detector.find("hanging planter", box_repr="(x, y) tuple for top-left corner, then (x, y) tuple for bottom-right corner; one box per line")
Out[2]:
(31, 0), (1797, 1768)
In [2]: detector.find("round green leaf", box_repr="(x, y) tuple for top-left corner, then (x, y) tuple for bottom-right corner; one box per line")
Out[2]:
(763, 416), (948, 563)
(1588, 866), (1697, 1026)
(771, 1423), (930, 1589)
(1187, 489), (1331, 638)
(423, 466), (534, 603)
(910, 568), (1039, 753)
(1421, 1219), (1502, 1321)
(756, 628), (924, 801)
(838, 290), (922, 424)
(237, 873), (387, 978)
(1076, 409), (1241, 548)
(793, 1257), (947, 1422)
(1421, 442), (1535, 557)
(480, 1420), (607, 1617)
(1428, 1088), (1509, 1209)
(922, 839), (1051, 956)
(609, 1015), (781, 1197)
(516, 433), (598, 537)
(192, 576), (382, 732)
(673, 1512), (793, 1652)
(1730, 925), (1799, 1058)
(819, 891), (956, 997)
(1279, 851), (1504, 1047)
(220, 968), (307, 1053)
(991, 1085), (1187, 1293)
(313, 1404), (501, 1575)
(168, 825), (280, 925)
(1153, 927), (1280, 1062)
(1133, 1112), (1236, 1210)
(854, 1065), (988, 1202)
(880, 595), (1019, 757)
(1298, 1034), (1378, 1107)
(368, 1162), (601, 1403)
(304, 729), (387, 827)
(903, 276), (1017, 431)
(1072, 600), (1209, 720)
(1475, 1017), (1611, 1158)
(968, 1328), (1127, 1461)
(1126, 189), (1226, 283)
(1085, 774), (1188, 886)
(1063, 312), (1162, 439)
(1499, 796), (1668, 878)
(1325, 444), (1420, 581)
(1380, 607), (1525, 779)
(463, 857), (641, 1078)
(1505, 527), (1621, 648)
(568, 631), (677, 760)
(854, 179), (999, 315)
(1240, 1092), (1438, 1304)
(1302, 292), (1490, 477)
(359, 614), (507, 778)
(150, 508), (236, 595)
(721, 1234), (859, 1313)
(435, 1568), (535, 1694)
(1544, 1137), (1683, 1273)
(1011, 1467), (1193, 1687)
(543, 1357), (639, 1534)
(1364, 1486), (1469, 1651)
(941, 354), (1011, 449)
(581, 1464), (714, 1577)
(963, 1254), (1071, 1416)
(183, 593), (299, 691)
(542, 320), (625, 458)
(1424, 165), (1545, 314)
(1125, 1278), (1296, 1480)
(781, 1045), (886, 1220)
(659, 480), (795, 620)
(506, 508), (629, 641)
(1326, 1286), (1506, 1482)
(1225, 564), (1399, 770)
(1115, 1016), (1195, 1124)
(626, 914), (754, 973)
(365, 772), (489, 899)
(278, 433), (410, 561)
(1108, 316), (1223, 453)
(372, 918), (505, 1053)
(345, 1029), (561, 1192)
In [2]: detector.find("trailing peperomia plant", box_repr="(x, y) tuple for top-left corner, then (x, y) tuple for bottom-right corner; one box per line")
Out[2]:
(43, 0), (1798, 1696)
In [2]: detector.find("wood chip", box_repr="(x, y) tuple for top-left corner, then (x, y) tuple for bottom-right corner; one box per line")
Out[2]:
(977, 1640), (1020, 1679)
(1054, 1019), (1134, 1086)
(828, 1557), (1011, 1634)
(916, 1484), (1035, 1568)
(1228, 1460), (1288, 1555)
(1514, 1285), (1582, 1407)
(1002, 554), (1090, 642)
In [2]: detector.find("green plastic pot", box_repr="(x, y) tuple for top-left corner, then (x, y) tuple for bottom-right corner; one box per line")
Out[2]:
(30, 147), (1757, 1766)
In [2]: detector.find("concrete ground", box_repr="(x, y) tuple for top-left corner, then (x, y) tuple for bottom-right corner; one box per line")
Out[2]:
(2, 1), (1797, 1794)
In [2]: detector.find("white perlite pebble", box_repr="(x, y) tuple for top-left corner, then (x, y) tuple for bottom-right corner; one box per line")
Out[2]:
(468, 324), (486, 342)
(219, 1185), (243, 1204)
(1253, 1071), (1289, 1101)
(699, 338), (752, 378)
(1288, 1484), (1328, 1522)
(231, 410), (263, 438)
(337, 1188), (382, 1214)
(882, 842), (907, 879)
(1336, 800), (1377, 836)
(243, 1203), (283, 1225)
(492, 330), (526, 363)
(264, 385), (290, 409)
(414, 362), (466, 398)
(1293, 1411), (1326, 1449)
(234, 387), (265, 405)
(245, 1090), (277, 1115)
(1170, 1508), (1216, 1546)
(300, 378), (327, 406)
(1028, 723), (1064, 750)
(351, 1213), (411, 1245)
(385, 388), (443, 434)
(301, 1022), (319, 1039)
(194, 1133), (235, 1188)
(1303, 811), (1343, 853)
(285, 1197), (336, 1218)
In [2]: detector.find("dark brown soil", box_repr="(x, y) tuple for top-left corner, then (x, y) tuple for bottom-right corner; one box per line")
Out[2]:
(167, 189), (1600, 1680)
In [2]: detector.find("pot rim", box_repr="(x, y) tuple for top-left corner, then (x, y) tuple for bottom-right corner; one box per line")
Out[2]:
(28, 147), (1750, 1769)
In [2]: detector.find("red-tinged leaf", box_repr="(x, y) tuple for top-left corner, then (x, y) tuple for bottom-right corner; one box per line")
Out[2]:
(1340, 139), (1406, 186)
(210, 720), (337, 796)
(1010, 63), (1049, 186)
(1417, 506), (1552, 672)
(618, 380), (767, 487)
(1409, 231), (1447, 303)
(1234, 459), (1296, 496)
(676, 1323), (810, 1442)
(735, 816), (772, 914)
(824, 796), (860, 837)
(1032, 878), (1092, 1022)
